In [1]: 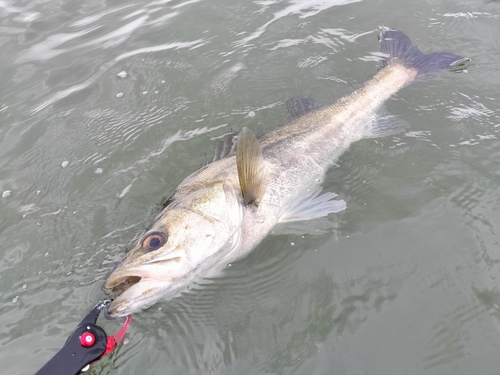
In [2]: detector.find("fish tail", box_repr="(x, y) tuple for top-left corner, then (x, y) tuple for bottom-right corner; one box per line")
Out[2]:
(380, 27), (468, 80)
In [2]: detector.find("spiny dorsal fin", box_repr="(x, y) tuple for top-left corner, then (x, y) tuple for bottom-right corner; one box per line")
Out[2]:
(285, 97), (319, 120)
(236, 127), (267, 206)
(210, 130), (238, 163)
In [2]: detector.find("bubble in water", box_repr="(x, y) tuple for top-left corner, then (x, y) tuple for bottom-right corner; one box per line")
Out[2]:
(117, 71), (127, 78)
(161, 80), (166, 84)
(61, 161), (69, 168)
(116, 92), (124, 98)
(95, 168), (103, 174)
(290, 242), (295, 246)
(142, 91), (148, 95)
(2, 190), (11, 198)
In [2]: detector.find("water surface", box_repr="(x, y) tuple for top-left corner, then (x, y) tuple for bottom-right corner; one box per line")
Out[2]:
(1, 0), (500, 374)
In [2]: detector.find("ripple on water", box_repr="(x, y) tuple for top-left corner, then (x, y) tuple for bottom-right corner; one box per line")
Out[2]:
(1, 0), (500, 373)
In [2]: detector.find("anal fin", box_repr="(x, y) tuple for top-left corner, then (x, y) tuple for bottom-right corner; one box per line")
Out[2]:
(363, 107), (410, 138)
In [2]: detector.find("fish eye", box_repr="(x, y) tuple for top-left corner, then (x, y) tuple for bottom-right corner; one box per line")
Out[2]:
(142, 232), (167, 252)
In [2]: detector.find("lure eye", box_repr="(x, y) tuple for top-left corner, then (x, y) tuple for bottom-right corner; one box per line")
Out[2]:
(142, 232), (167, 252)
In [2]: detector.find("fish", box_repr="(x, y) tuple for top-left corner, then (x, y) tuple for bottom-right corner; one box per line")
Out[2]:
(104, 28), (467, 317)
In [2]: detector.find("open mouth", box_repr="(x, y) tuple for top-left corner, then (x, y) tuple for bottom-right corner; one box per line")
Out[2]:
(106, 275), (142, 297)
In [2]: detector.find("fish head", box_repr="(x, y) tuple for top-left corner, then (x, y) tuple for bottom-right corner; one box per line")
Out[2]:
(104, 181), (243, 317)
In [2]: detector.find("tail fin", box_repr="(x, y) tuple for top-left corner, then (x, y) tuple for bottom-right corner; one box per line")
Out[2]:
(380, 27), (468, 80)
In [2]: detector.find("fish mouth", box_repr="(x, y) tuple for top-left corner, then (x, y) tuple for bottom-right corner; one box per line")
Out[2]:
(103, 259), (183, 316)
(104, 274), (150, 317)
(105, 275), (142, 297)
(105, 274), (172, 317)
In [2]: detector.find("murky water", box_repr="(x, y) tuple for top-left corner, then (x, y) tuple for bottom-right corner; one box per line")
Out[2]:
(1, 0), (500, 374)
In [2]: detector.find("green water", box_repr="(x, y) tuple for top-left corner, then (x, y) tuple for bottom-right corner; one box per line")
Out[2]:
(1, 0), (500, 374)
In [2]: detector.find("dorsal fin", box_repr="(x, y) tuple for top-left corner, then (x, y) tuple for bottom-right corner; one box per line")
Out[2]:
(236, 127), (267, 206)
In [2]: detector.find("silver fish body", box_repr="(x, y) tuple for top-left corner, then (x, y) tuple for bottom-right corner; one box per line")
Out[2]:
(104, 28), (466, 317)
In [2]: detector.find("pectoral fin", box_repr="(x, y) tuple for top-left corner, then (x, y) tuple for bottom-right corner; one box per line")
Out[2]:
(272, 186), (345, 235)
(279, 186), (346, 223)
(236, 127), (267, 206)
